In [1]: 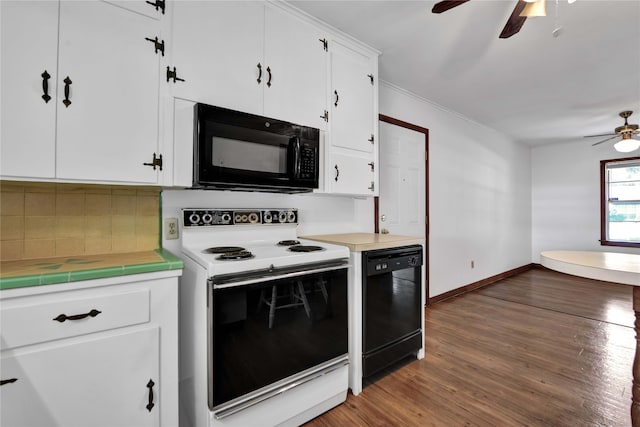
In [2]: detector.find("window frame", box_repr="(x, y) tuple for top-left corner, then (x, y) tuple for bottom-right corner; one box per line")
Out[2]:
(600, 156), (640, 248)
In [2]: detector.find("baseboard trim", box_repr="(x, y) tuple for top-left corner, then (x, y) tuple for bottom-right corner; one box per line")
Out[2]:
(429, 263), (536, 305)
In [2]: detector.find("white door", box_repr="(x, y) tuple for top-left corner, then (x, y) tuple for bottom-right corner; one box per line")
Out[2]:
(263, 6), (327, 130)
(330, 41), (375, 153)
(55, 0), (161, 183)
(0, 0), (58, 179)
(170, 1), (264, 115)
(378, 121), (426, 237)
(1, 327), (160, 427)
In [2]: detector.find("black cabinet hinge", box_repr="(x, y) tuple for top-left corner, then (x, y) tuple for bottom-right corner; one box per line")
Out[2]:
(144, 36), (165, 56)
(368, 74), (374, 85)
(166, 66), (185, 83)
(145, 0), (165, 14)
(319, 38), (328, 51)
(143, 153), (163, 171)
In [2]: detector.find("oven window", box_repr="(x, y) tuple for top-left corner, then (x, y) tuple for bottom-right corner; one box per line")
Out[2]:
(210, 268), (348, 408)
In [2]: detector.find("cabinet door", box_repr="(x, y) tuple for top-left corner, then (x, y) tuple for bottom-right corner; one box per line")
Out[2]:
(0, 327), (160, 427)
(0, 0), (57, 179)
(330, 41), (375, 153)
(170, 1), (264, 115)
(264, 6), (328, 130)
(330, 152), (375, 195)
(55, 1), (161, 184)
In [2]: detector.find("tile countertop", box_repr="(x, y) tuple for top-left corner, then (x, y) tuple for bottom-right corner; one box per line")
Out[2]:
(0, 249), (184, 291)
(301, 233), (424, 252)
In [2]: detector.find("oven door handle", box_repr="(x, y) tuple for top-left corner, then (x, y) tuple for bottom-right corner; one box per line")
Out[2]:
(212, 354), (349, 420)
(210, 259), (350, 289)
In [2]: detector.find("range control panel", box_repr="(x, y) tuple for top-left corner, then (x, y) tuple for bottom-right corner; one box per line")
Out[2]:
(182, 209), (298, 227)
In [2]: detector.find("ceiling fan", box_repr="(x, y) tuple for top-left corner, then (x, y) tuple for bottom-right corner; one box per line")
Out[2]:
(586, 111), (640, 153)
(431, 0), (565, 39)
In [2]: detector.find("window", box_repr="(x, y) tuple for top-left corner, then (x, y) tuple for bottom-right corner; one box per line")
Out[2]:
(600, 157), (640, 248)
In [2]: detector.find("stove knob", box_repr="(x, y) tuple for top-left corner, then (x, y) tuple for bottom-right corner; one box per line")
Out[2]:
(241, 214), (248, 223)
(264, 212), (273, 223)
(201, 213), (213, 224)
(189, 213), (201, 225)
(234, 214), (242, 223)
(278, 211), (287, 223)
(287, 211), (296, 223)
(221, 213), (231, 224)
(248, 213), (259, 223)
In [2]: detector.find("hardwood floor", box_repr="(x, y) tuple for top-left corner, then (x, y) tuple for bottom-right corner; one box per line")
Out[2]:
(305, 267), (636, 426)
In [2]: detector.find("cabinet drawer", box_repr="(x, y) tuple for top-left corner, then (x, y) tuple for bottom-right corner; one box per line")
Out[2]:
(1, 289), (150, 350)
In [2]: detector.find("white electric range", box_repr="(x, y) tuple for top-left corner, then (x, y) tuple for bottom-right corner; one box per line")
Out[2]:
(179, 208), (350, 427)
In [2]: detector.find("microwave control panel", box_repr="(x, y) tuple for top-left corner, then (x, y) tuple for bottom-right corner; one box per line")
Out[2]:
(182, 209), (297, 227)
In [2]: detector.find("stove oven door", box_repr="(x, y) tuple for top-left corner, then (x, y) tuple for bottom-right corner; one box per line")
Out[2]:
(208, 262), (348, 417)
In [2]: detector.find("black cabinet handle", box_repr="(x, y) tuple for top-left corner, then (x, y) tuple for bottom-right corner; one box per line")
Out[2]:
(334, 164), (339, 182)
(41, 70), (51, 103)
(266, 66), (272, 87)
(62, 76), (72, 108)
(53, 309), (101, 323)
(146, 379), (155, 412)
(334, 90), (339, 107)
(257, 63), (262, 84)
(1, 378), (18, 386)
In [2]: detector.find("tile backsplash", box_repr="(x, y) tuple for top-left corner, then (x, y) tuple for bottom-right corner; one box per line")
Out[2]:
(0, 182), (160, 261)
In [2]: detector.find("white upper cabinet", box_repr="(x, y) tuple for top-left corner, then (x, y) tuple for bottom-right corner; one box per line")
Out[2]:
(325, 38), (379, 196)
(169, 2), (328, 130)
(1, 1), (58, 179)
(263, 6), (328, 130)
(330, 41), (376, 154)
(56, 1), (162, 183)
(0, 0), (164, 185)
(169, 1), (264, 116)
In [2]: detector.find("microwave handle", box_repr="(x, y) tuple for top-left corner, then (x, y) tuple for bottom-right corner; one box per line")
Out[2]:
(289, 136), (301, 179)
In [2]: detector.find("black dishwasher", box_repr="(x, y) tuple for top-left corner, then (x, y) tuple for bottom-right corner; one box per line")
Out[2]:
(362, 244), (423, 379)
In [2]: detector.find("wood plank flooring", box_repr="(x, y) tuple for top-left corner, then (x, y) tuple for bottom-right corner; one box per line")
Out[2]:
(304, 267), (636, 426)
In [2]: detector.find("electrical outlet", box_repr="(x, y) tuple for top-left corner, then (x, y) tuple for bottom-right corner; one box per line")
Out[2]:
(164, 218), (179, 240)
(471, 260), (475, 269)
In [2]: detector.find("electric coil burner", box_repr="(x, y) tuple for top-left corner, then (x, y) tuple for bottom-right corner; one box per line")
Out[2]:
(289, 245), (325, 253)
(205, 246), (246, 254)
(179, 208), (350, 427)
(216, 250), (254, 260)
(277, 240), (301, 246)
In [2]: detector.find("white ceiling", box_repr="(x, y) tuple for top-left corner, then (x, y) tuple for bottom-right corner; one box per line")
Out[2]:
(291, 0), (640, 147)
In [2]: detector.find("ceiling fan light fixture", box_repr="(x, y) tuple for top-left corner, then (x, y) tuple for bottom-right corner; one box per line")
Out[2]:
(614, 135), (640, 153)
(520, 0), (546, 17)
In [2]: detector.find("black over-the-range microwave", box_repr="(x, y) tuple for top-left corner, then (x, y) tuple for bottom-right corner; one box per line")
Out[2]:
(193, 103), (320, 193)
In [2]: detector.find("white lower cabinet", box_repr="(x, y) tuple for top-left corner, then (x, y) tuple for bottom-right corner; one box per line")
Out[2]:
(0, 273), (179, 427)
(1, 328), (160, 427)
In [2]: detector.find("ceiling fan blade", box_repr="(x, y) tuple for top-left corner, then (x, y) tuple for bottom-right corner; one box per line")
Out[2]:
(591, 135), (620, 146)
(584, 133), (617, 138)
(499, 0), (528, 39)
(432, 0), (470, 14)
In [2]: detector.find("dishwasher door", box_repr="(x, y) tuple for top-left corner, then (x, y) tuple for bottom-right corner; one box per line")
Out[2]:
(362, 245), (423, 378)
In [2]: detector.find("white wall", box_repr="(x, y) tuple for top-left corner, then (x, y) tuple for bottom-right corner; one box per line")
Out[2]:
(531, 140), (640, 262)
(380, 82), (532, 298)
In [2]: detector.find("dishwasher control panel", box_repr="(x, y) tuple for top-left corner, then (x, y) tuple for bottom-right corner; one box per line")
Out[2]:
(364, 245), (423, 276)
